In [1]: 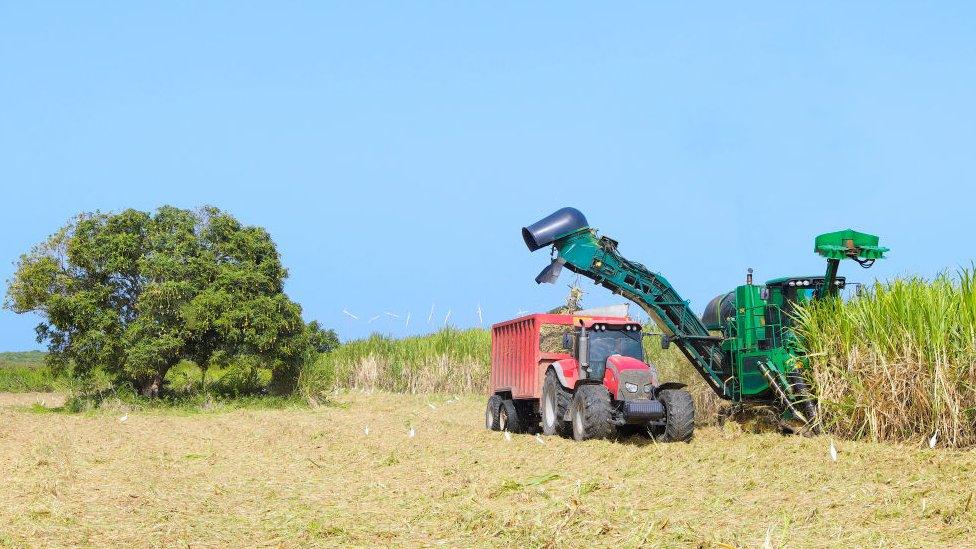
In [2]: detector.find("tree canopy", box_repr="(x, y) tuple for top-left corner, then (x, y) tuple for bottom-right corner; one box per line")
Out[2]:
(5, 206), (334, 396)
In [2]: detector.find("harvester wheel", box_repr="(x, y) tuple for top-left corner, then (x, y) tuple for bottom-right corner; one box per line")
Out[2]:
(656, 389), (695, 442)
(570, 384), (614, 441)
(542, 369), (572, 437)
(485, 395), (503, 431)
(787, 372), (820, 435)
(499, 399), (523, 433)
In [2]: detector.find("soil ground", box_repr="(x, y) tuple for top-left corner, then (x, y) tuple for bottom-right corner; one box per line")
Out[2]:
(1, 391), (974, 548)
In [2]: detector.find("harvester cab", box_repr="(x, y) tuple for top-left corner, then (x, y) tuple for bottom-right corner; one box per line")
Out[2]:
(521, 207), (888, 431)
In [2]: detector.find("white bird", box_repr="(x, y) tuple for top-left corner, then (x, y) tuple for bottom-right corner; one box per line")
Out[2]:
(929, 431), (938, 449)
(364, 426), (370, 435)
(535, 434), (545, 445)
(408, 427), (416, 438)
(504, 431), (512, 442)
(384, 312), (399, 319)
(764, 526), (773, 549)
(427, 304), (435, 324)
(516, 309), (528, 316)
(368, 315), (381, 323)
(443, 310), (452, 327)
(829, 439), (838, 462)
(342, 309), (359, 320)
(427, 402), (437, 410)
(477, 304), (483, 326)
(405, 312), (411, 329)
(118, 414), (128, 423)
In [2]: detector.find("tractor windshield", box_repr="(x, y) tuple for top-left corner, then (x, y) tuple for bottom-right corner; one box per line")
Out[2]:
(587, 329), (644, 370)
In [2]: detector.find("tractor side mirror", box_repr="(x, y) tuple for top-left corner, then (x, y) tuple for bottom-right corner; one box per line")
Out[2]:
(561, 332), (573, 350)
(660, 335), (671, 350)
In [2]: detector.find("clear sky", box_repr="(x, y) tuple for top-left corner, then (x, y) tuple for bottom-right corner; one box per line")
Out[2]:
(2, 3), (974, 350)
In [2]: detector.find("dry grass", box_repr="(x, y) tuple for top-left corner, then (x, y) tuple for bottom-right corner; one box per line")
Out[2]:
(0, 392), (67, 408)
(2, 391), (975, 548)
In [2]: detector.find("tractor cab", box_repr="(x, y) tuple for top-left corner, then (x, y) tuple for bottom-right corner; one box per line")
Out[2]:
(561, 320), (644, 382)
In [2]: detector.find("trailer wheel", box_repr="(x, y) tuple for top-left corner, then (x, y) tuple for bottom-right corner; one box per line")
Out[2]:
(499, 399), (523, 433)
(570, 384), (614, 441)
(542, 369), (571, 437)
(485, 395), (503, 431)
(656, 389), (695, 442)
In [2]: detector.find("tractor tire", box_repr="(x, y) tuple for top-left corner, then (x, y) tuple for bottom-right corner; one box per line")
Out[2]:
(570, 384), (615, 441)
(542, 369), (572, 437)
(485, 395), (503, 431)
(656, 389), (695, 442)
(499, 398), (523, 433)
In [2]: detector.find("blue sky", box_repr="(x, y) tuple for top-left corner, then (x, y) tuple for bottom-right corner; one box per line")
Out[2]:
(1, 3), (974, 350)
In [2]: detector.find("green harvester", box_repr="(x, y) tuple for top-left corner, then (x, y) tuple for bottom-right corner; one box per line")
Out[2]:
(522, 209), (889, 429)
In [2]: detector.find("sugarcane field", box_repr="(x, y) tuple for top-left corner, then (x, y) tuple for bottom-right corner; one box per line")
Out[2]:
(2, 3), (975, 548)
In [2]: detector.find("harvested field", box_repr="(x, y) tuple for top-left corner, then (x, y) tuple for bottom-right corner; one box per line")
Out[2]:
(2, 391), (974, 547)
(0, 391), (66, 408)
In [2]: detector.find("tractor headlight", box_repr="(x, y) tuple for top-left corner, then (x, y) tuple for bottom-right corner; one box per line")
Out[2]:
(624, 382), (639, 393)
(644, 384), (653, 394)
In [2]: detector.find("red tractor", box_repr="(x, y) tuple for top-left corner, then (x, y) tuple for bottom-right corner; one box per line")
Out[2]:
(485, 313), (694, 441)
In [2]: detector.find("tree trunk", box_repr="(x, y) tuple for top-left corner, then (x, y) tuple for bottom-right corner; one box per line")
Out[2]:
(269, 362), (299, 395)
(139, 372), (164, 398)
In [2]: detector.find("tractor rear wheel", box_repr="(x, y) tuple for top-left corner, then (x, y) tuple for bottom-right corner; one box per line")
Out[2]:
(542, 369), (572, 437)
(656, 389), (695, 442)
(485, 395), (502, 431)
(570, 384), (614, 441)
(499, 398), (523, 433)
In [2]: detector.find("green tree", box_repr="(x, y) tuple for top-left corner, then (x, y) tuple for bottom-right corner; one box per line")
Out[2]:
(306, 321), (340, 353)
(5, 206), (326, 396)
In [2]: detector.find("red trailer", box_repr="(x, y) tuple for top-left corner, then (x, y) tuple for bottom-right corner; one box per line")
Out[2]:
(486, 313), (694, 441)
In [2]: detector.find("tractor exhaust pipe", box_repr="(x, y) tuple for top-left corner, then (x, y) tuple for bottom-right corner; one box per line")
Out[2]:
(521, 207), (589, 252)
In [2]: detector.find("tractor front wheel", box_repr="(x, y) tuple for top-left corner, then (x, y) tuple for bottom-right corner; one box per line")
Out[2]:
(570, 384), (614, 441)
(655, 389), (695, 442)
(542, 369), (572, 437)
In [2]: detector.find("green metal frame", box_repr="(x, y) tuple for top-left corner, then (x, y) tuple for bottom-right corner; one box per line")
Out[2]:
(539, 224), (888, 417)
